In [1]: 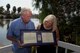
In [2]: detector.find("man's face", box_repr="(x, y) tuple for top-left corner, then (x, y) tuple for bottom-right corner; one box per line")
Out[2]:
(22, 11), (32, 23)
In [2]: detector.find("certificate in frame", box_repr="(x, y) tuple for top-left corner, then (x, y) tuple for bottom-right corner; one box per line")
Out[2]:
(20, 30), (38, 46)
(40, 31), (57, 45)
(20, 30), (57, 46)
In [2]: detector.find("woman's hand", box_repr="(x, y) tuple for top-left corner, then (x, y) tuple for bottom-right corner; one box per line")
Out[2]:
(55, 38), (59, 47)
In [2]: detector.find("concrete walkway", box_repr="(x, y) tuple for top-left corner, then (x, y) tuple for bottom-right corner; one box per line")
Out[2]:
(72, 52), (79, 53)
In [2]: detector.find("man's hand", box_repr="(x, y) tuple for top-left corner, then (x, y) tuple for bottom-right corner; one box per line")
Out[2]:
(17, 40), (23, 48)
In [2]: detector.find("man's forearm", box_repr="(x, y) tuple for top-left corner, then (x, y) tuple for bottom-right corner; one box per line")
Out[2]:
(7, 36), (18, 43)
(7, 36), (23, 48)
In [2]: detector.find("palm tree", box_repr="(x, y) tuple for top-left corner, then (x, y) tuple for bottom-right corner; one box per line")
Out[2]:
(17, 7), (21, 13)
(13, 6), (16, 13)
(6, 4), (10, 11)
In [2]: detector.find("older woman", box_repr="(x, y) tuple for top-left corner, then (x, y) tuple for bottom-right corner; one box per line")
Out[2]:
(37, 14), (59, 53)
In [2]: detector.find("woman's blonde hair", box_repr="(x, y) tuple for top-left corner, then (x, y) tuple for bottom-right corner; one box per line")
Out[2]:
(43, 14), (57, 31)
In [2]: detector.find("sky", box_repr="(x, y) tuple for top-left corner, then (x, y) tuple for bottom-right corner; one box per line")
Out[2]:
(0, 0), (39, 14)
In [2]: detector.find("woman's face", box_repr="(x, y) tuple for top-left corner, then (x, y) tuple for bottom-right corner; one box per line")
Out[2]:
(44, 20), (53, 28)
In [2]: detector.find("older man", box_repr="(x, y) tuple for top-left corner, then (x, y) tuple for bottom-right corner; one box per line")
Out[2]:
(7, 8), (35, 53)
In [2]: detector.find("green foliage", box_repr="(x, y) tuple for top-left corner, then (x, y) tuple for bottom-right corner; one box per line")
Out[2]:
(0, 6), (4, 14)
(33, 0), (80, 45)
(39, 8), (52, 22)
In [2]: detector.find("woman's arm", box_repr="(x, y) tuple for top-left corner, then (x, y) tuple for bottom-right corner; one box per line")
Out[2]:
(56, 27), (60, 41)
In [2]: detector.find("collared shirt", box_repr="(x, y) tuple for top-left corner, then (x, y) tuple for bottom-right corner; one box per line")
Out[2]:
(7, 17), (35, 50)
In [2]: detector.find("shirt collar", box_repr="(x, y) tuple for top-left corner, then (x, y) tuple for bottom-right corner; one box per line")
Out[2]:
(20, 16), (31, 24)
(20, 16), (23, 23)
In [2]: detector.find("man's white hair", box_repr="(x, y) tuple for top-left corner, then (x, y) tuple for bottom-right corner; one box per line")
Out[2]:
(43, 14), (57, 31)
(21, 8), (32, 15)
